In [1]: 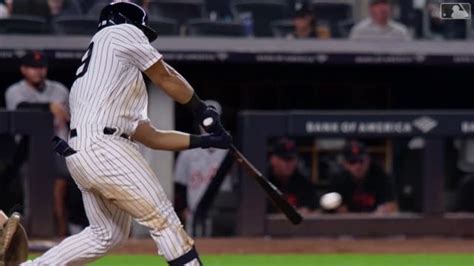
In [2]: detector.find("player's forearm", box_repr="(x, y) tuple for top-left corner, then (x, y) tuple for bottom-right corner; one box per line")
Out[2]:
(133, 122), (190, 151)
(151, 130), (191, 151)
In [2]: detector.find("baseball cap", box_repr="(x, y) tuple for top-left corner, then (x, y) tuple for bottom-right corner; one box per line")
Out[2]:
(271, 137), (298, 159)
(21, 51), (48, 68)
(342, 141), (368, 162)
(294, 2), (312, 18)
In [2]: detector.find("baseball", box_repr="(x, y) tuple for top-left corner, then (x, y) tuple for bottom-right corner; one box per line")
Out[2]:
(320, 192), (342, 210)
(203, 117), (214, 127)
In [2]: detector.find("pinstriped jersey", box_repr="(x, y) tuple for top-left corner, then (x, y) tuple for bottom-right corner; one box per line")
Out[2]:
(69, 24), (162, 135)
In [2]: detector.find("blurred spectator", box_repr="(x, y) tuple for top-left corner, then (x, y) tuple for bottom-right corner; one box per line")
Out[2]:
(47, 0), (81, 19)
(4, 51), (87, 237)
(288, 3), (318, 39)
(0, 0), (12, 18)
(10, 0), (80, 19)
(349, 0), (411, 41)
(267, 137), (317, 214)
(330, 140), (398, 214)
(5, 50), (69, 138)
(174, 100), (233, 234)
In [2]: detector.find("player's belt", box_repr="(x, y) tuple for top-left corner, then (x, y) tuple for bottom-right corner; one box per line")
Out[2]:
(70, 127), (130, 140)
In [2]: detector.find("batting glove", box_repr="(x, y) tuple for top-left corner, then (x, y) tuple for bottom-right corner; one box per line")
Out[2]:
(190, 131), (232, 149)
(198, 105), (226, 135)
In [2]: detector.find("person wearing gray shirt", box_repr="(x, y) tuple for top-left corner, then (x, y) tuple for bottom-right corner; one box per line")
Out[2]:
(350, 0), (411, 41)
(4, 50), (79, 238)
(5, 50), (70, 137)
(5, 51), (69, 115)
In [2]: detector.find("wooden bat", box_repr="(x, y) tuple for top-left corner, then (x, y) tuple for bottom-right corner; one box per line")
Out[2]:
(230, 144), (303, 225)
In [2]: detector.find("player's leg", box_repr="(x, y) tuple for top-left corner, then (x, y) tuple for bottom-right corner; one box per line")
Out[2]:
(93, 139), (201, 265)
(23, 190), (131, 266)
(22, 152), (132, 266)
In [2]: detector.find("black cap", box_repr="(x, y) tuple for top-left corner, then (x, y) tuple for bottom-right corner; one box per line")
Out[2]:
(342, 141), (368, 162)
(271, 137), (298, 159)
(294, 2), (312, 18)
(21, 50), (48, 67)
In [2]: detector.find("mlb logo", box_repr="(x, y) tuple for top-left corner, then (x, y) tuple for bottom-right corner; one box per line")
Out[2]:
(440, 3), (471, 19)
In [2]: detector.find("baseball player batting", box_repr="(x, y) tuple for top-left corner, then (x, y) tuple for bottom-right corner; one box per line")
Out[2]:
(22, 2), (231, 265)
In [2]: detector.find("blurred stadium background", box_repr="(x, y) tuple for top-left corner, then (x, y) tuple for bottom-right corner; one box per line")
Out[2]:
(0, 0), (473, 265)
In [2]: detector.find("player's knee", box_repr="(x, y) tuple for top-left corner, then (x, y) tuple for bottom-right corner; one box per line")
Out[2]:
(90, 227), (128, 252)
(113, 227), (130, 245)
(168, 246), (202, 266)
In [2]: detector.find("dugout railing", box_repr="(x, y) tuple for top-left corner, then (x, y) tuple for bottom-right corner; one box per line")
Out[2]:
(237, 110), (474, 237)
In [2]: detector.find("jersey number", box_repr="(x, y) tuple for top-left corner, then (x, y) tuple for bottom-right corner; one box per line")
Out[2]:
(75, 42), (94, 79)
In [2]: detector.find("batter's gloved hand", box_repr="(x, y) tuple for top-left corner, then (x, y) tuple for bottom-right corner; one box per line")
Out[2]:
(183, 93), (225, 134)
(198, 105), (225, 135)
(190, 131), (232, 149)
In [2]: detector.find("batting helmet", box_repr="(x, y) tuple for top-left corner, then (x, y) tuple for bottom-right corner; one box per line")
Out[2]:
(98, 2), (158, 42)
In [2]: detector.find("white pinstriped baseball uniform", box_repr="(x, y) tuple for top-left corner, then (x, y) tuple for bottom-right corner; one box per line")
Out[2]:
(23, 24), (198, 265)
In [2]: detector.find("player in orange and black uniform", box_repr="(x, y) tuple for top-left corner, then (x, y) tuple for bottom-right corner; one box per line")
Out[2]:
(330, 141), (398, 214)
(267, 138), (317, 214)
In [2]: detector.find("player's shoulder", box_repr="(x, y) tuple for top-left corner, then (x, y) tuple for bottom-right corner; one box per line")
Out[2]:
(352, 18), (372, 31)
(388, 20), (408, 33)
(5, 80), (26, 94)
(46, 79), (66, 88)
(97, 24), (147, 42)
(46, 80), (69, 92)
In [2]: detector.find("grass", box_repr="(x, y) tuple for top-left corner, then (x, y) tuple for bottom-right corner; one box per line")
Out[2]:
(84, 254), (474, 266)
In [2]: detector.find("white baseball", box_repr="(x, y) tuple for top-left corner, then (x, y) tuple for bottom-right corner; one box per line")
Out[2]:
(320, 192), (342, 210)
(203, 117), (214, 127)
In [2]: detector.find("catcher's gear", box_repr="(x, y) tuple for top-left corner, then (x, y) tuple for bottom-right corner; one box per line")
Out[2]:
(0, 212), (28, 266)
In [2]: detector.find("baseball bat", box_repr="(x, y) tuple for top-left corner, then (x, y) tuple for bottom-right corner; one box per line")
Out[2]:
(230, 144), (303, 225)
(201, 116), (302, 224)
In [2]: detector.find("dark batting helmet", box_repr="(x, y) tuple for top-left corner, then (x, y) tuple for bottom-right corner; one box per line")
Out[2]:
(98, 2), (158, 42)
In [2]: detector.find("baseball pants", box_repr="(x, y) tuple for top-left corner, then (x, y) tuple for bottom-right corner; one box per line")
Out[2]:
(23, 128), (198, 265)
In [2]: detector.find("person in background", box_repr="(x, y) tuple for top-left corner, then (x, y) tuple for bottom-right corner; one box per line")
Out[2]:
(174, 100), (233, 235)
(47, 0), (81, 19)
(0, 0), (12, 18)
(5, 50), (69, 137)
(268, 137), (317, 214)
(289, 3), (318, 39)
(4, 51), (87, 237)
(349, 0), (411, 41)
(9, 0), (80, 19)
(330, 140), (398, 214)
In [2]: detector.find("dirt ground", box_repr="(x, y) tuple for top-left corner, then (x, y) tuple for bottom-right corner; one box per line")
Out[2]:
(112, 238), (474, 254)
